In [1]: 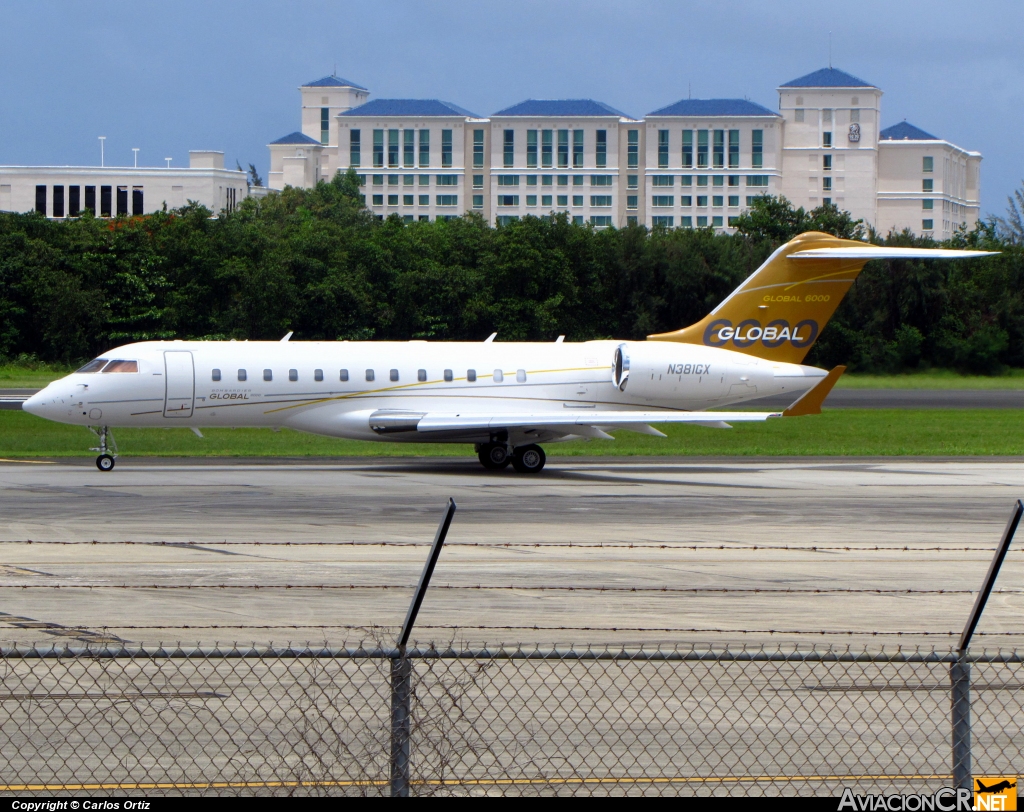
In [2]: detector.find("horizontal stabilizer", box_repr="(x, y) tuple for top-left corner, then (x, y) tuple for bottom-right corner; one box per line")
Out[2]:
(783, 365), (846, 416)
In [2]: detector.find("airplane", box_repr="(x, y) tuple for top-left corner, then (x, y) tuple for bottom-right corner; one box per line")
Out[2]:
(21, 231), (994, 473)
(976, 779), (1016, 794)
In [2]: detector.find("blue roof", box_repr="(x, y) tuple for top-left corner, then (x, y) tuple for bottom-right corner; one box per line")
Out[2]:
(647, 98), (779, 117)
(269, 131), (321, 146)
(880, 122), (939, 141)
(339, 99), (478, 117)
(780, 68), (875, 88)
(492, 99), (630, 118)
(302, 75), (367, 90)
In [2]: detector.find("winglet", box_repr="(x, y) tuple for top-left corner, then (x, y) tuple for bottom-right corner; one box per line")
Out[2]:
(783, 365), (846, 416)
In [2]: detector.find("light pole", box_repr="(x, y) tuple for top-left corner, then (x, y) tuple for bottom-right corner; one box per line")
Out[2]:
(165, 157), (172, 168)
(99, 136), (106, 167)
(132, 148), (139, 168)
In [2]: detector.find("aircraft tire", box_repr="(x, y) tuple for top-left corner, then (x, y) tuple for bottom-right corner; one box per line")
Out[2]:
(478, 443), (511, 470)
(511, 444), (546, 474)
(96, 454), (115, 472)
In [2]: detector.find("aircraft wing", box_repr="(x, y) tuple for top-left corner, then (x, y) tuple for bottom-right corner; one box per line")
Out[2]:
(414, 410), (781, 433)
(790, 246), (997, 260)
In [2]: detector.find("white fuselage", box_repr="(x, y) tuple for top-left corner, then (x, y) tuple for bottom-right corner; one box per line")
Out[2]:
(24, 339), (825, 445)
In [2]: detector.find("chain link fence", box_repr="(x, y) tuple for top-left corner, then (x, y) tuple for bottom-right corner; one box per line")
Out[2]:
(0, 642), (1020, 796)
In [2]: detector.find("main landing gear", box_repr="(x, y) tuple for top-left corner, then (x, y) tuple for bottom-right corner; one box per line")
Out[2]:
(476, 442), (546, 474)
(89, 426), (118, 472)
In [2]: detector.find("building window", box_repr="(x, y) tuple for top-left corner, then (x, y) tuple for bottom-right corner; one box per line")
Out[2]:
(728, 175), (739, 187)
(373, 174), (383, 186)
(680, 195), (692, 206)
(652, 195), (674, 207)
(923, 179), (934, 192)
(373, 194), (383, 205)
(627, 129), (638, 169)
(713, 176), (724, 187)
(712, 216), (723, 227)
(436, 175), (458, 186)
(652, 216), (674, 227)
(823, 154), (832, 171)
(713, 130), (725, 168)
(746, 175), (769, 187)
(923, 156), (934, 172)
(403, 195), (414, 206)
(728, 130), (740, 169)
(680, 216), (692, 227)
(100, 186), (113, 216)
(132, 186), (143, 215)
(572, 195), (583, 207)
(590, 195), (612, 207)
(652, 176), (673, 187)
(527, 175), (537, 186)
(542, 175), (553, 186)
(503, 129), (514, 168)
(497, 175), (519, 186)
(321, 107), (330, 145)
(697, 195), (708, 207)
(627, 215), (638, 225)
(472, 175), (483, 189)
(627, 174), (638, 189)
(84, 186), (96, 214)
(573, 175), (584, 186)
(822, 177), (832, 192)
(712, 195), (723, 207)
(823, 198), (831, 207)
(52, 185), (64, 217)
(658, 130), (669, 168)
(436, 195), (458, 206)
(116, 186), (128, 216)
(441, 130), (452, 167)
(373, 130), (384, 167)
(697, 130), (709, 168)
(68, 186), (80, 216)
(681, 175), (693, 187)
(823, 132), (832, 148)
(697, 216), (708, 227)
(402, 130), (414, 168)
(572, 215), (583, 225)
(923, 199), (934, 210)
(728, 195), (739, 207)
(526, 195), (537, 206)
(596, 130), (607, 168)
(557, 194), (567, 206)
(387, 129), (399, 167)
(388, 194), (398, 205)
(527, 130), (538, 168)
(591, 216), (612, 227)
(349, 129), (360, 167)
(572, 130), (583, 168)
(752, 130), (763, 169)
(922, 219), (934, 231)
(557, 130), (569, 168)
(542, 130), (553, 168)
(542, 195), (552, 206)
(418, 194), (429, 206)
(472, 194), (483, 208)
(412, 129), (426, 167)
(627, 195), (637, 209)
(682, 130), (693, 168)
(697, 176), (708, 187)
(591, 175), (612, 186)
(419, 174), (430, 186)
(473, 129), (484, 168)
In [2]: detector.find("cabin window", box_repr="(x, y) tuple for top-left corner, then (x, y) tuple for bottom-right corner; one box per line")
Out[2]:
(314, 369), (323, 381)
(517, 369), (527, 382)
(444, 369), (453, 382)
(467, 369), (477, 382)
(212, 369), (221, 381)
(101, 360), (138, 373)
(289, 369), (298, 381)
(238, 369), (247, 382)
(75, 358), (109, 373)
(340, 369), (349, 381)
(264, 369), (273, 381)
(417, 369), (427, 382)
(365, 369), (375, 381)
(493, 369), (503, 383)
(390, 369), (399, 382)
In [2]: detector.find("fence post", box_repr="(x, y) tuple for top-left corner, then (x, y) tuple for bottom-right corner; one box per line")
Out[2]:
(389, 498), (456, 798)
(950, 498), (1022, 793)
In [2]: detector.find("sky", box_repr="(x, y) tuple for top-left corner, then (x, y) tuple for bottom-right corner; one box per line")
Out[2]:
(1, 0), (1021, 218)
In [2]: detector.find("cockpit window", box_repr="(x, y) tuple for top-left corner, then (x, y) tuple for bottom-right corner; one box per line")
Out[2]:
(76, 358), (109, 373)
(101, 360), (139, 373)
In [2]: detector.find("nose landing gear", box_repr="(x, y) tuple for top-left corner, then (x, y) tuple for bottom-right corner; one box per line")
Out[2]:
(89, 426), (118, 471)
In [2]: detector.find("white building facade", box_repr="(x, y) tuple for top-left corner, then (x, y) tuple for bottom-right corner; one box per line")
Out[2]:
(0, 151), (248, 218)
(266, 67), (981, 237)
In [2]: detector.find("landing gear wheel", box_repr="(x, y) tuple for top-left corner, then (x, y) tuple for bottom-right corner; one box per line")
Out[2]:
(511, 444), (546, 474)
(478, 443), (511, 470)
(96, 454), (115, 472)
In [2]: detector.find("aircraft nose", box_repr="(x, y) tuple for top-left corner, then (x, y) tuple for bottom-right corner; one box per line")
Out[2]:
(22, 391), (46, 416)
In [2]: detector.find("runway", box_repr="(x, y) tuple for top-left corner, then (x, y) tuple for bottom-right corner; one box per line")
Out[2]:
(0, 457), (1021, 650)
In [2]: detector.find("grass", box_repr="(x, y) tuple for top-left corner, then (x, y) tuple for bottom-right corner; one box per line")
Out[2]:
(3, 364), (1023, 391)
(2, 409), (1023, 458)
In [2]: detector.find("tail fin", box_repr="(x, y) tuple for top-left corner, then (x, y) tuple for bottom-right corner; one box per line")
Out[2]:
(648, 231), (995, 364)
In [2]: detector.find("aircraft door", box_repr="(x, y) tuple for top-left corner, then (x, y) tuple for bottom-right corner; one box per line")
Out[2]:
(163, 351), (195, 418)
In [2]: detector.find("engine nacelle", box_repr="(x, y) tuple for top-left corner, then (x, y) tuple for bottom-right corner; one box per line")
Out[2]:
(612, 341), (773, 404)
